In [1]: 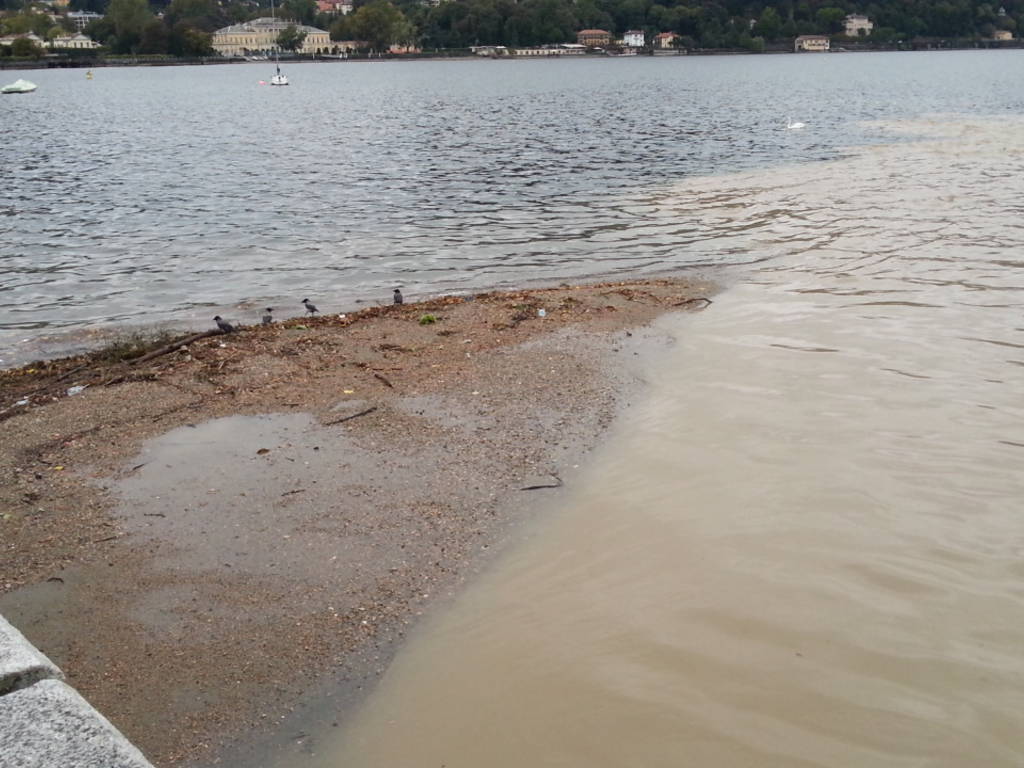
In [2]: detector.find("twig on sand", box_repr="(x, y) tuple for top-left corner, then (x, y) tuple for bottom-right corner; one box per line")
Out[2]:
(51, 364), (89, 385)
(520, 474), (563, 491)
(673, 297), (713, 308)
(22, 363), (89, 398)
(103, 372), (158, 387)
(132, 330), (222, 365)
(323, 406), (378, 426)
(373, 372), (394, 388)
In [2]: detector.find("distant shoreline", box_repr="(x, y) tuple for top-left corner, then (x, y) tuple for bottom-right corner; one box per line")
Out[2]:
(3, 41), (1021, 70)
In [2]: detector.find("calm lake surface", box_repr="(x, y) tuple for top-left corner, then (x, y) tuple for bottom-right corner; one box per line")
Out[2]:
(2, 51), (1023, 365)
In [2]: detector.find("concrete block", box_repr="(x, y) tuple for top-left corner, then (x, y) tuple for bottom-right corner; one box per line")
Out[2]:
(0, 679), (154, 768)
(0, 615), (63, 695)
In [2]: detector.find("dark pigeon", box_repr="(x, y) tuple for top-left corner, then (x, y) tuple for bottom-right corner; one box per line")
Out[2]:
(214, 315), (235, 333)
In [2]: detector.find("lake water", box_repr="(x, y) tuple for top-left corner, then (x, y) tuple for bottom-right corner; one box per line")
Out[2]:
(206, 56), (1023, 768)
(2, 51), (1023, 365)
(6, 51), (1024, 767)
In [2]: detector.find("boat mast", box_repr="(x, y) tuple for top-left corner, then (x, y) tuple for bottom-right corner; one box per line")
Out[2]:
(271, 0), (277, 65)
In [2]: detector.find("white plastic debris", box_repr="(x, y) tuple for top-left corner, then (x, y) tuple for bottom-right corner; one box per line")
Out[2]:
(66, 385), (86, 396)
(537, 309), (547, 318)
(15, 398), (29, 406)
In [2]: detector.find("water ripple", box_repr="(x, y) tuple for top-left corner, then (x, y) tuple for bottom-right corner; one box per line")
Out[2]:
(3, 52), (1024, 364)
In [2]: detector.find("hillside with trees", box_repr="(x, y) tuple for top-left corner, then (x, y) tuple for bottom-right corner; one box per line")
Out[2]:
(2, 0), (1021, 57)
(398, 0), (1022, 49)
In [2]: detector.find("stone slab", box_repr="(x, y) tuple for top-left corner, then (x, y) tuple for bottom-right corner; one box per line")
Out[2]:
(0, 615), (62, 695)
(0, 678), (154, 768)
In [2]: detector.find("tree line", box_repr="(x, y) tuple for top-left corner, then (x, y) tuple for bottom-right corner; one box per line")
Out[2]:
(2, 0), (1021, 57)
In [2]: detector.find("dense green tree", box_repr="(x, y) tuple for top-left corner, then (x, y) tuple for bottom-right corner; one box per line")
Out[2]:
(815, 6), (846, 33)
(1, 10), (54, 36)
(138, 17), (169, 51)
(576, 0), (614, 31)
(11, 34), (43, 56)
(346, 0), (411, 50)
(753, 6), (782, 39)
(282, 0), (317, 24)
(277, 23), (308, 49)
(526, 0), (576, 43)
(94, 0), (153, 52)
(928, 1), (972, 36)
(169, 21), (213, 53)
(164, 0), (226, 32)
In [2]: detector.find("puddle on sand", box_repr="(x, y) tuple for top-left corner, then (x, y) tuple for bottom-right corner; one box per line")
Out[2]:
(116, 412), (410, 578)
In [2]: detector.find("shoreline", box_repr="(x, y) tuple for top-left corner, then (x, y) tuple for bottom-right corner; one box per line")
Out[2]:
(0, 276), (715, 766)
(3, 44), (1020, 71)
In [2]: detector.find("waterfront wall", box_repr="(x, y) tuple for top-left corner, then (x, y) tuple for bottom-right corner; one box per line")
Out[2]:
(0, 613), (154, 768)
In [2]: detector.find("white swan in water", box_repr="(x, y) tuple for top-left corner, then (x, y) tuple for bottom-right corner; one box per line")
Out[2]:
(786, 117), (806, 130)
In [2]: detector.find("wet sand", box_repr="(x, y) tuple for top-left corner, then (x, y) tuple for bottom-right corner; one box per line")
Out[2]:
(0, 277), (713, 766)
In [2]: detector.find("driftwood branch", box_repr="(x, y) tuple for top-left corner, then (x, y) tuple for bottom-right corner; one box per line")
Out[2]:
(672, 297), (713, 308)
(323, 406), (377, 426)
(132, 330), (222, 365)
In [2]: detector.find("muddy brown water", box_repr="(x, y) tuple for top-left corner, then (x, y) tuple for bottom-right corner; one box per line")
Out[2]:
(274, 119), (1024, 767)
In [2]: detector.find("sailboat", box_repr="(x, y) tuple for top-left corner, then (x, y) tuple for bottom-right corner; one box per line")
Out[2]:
(1, 78), (37, 94)
(269, 0), (289, 86)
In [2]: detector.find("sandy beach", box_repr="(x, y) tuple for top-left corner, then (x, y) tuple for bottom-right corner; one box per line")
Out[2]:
(0, 276), (713, 766)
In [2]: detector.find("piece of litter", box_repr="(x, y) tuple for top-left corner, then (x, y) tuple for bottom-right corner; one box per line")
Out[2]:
(343, 389), (355, 394)
(15, 398), (29, 406)
(338, 314), (346, 319)
(66, 385), (86, 396)
(219, 343), (227, 348)
(538, 308), (547, 317)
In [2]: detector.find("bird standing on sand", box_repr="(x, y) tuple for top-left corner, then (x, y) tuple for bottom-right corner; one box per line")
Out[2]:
(302, 298), (319, 315)
(214, 316), (235, 333)
(393, 288), (403, 305)
(262, 308), (274, 325)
